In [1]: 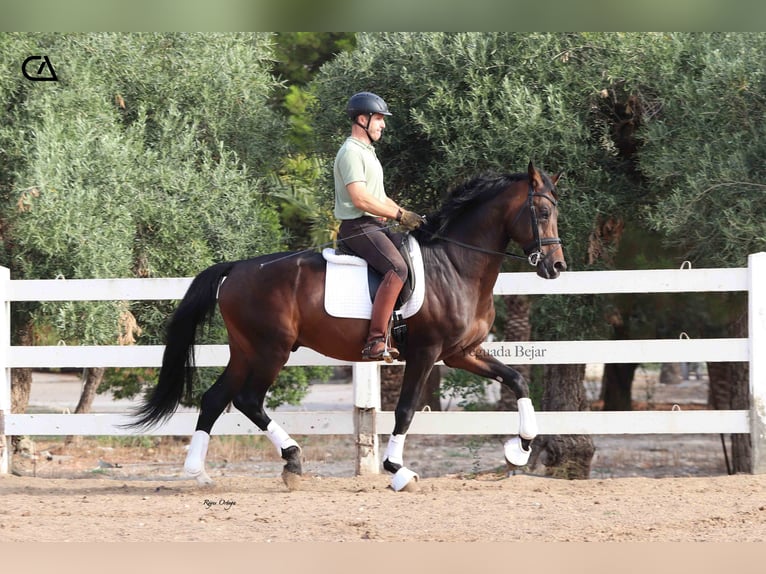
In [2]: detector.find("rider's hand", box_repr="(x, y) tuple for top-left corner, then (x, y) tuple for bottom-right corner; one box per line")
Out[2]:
(397, 209), (425, 231)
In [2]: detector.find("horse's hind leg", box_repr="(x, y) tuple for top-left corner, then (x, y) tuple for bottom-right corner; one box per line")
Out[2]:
(232, 382), (303, 482)
(229, 353), (303, 489)
(184, 367), (236, 485)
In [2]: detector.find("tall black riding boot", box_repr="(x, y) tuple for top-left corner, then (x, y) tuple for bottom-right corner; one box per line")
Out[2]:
(362, 272), (404, 361)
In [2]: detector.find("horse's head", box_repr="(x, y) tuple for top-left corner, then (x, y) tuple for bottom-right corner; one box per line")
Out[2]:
(507, 161), (567, 279)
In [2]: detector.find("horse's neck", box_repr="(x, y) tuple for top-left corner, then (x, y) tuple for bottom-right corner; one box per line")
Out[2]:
(441, 208), (509, 278)
(425, 224), (506, 298)
(455, 197), (512, 250)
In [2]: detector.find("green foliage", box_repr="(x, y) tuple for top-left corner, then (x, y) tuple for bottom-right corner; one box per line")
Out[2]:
(266, 366), (333, 410)
(2, 34), (287, 340)
(440, 369), (494, 411)
(0, 33), (316, 408)
(100, 368), (155, 399)
(266, 33), (357, 247)
(638, 33), (766, 268)
(270, 33), (356, 153)
(272, 33), (357, 88)
(269, 154), (338, 249)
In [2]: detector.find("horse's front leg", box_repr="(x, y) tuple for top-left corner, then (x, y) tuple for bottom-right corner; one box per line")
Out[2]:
(383, 351), (438, 491)
(443, 349), (538, 467)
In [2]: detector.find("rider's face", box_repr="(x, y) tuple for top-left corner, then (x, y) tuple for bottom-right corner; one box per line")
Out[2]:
(363, 113), (386, 141)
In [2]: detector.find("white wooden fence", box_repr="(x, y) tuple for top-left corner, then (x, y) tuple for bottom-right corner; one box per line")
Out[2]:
(1, 252), (765, 475)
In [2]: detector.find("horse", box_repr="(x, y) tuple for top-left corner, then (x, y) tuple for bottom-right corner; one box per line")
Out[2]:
(127, 160), (566, 491)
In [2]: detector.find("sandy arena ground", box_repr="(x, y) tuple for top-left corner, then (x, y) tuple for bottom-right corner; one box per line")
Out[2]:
(2, 368), (765, 543)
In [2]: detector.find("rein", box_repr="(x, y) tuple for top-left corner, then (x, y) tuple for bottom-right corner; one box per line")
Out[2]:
(426, 182), (562, 267)
(257, 222), (401, 269)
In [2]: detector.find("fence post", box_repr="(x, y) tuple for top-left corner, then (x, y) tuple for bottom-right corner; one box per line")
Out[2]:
(352, 362), (380, 475)
(748, 252), (766, 474)
(0, 267), (11, 474)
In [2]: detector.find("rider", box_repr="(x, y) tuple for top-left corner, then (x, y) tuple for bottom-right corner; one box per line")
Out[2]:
(334, 91), (424, 360)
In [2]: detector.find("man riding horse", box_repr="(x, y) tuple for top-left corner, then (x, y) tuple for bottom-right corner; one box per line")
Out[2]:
(333, 91), (425, 360)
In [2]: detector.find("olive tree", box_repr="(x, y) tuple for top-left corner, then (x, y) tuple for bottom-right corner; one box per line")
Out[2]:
(638, 33), (766, 471)
(0, 33), (319, 416)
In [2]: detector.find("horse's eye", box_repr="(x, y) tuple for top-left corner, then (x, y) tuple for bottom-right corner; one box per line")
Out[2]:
(539, 209), (551, 221)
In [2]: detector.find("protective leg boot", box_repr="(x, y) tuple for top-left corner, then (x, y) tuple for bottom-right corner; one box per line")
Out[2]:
(362, 272), (404, 360)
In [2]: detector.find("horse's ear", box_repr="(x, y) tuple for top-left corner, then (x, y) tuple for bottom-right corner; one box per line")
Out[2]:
(528, 160), (543, 189)
(551, 170), (564, 186)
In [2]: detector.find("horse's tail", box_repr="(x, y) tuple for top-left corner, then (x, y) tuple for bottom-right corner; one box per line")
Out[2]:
(126, 261), (236, 430)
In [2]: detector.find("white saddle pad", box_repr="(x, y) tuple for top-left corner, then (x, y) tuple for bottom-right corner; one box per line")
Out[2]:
(322, 234), (425, 320)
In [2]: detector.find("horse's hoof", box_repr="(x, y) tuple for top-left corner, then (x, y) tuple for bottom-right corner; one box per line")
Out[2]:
(391, 467), (419, 492)
(282, 445), (303, 477)
(281, 469), (302, 491)
(504, 436), (531, 467)
(185, 468), (214, 486)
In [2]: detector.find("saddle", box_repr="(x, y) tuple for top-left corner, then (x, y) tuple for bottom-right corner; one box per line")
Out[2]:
(334, 237), (416, 309)
(321, 234), (425, 322)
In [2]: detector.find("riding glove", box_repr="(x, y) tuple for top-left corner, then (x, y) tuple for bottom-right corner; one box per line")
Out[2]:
(397, 209), (425, 230)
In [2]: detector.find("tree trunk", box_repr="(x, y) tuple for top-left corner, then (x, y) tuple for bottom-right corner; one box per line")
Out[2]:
(707, 312), (750, 473)
(10, 325), (34, 454)
(601, 363), (638, 411)
(498, 295), (530, 411)
(530, 363), (594, 479)
(659, 362), (682, 385)
(10, 324), (34, 414)
(74, 367), (106, 414)
(64, 367), (106, 445)
(11, 369), (33, 414)
(380, 365), (404, 411)
(600, 307), (637, 411)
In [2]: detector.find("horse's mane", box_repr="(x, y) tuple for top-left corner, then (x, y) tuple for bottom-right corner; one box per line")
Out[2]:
(413, 172), (527, 243)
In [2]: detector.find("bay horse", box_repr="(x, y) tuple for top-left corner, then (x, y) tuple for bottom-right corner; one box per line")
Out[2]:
(128, 160), (566, 491)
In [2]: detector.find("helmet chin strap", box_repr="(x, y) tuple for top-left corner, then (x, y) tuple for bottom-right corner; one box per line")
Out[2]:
(354, 113), (375, 144)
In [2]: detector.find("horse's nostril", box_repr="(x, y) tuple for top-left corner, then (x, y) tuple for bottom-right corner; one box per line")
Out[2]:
(554, 261), (567, 272)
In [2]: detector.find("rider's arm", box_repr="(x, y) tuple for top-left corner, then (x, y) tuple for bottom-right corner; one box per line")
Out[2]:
(346, 181), (401, 220)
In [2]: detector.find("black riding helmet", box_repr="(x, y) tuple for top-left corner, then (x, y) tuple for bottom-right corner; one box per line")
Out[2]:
(346, 92), (391, 142)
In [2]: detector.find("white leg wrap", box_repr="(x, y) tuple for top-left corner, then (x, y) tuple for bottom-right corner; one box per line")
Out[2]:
(391, 467), (419, 492)
(504, 436), (531, 467)
(266, 420), (300, 455)
(184, 430), (213, 484)
(518, 397), (538, 440)
(384, 434), (406, 466)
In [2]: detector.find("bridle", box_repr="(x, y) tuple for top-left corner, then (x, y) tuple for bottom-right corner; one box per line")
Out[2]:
(520, 182), (562, 266)
(429, 181), (563, 267)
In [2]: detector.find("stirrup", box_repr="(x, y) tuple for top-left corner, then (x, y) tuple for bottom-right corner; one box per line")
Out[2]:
(362, 337), (399, 361)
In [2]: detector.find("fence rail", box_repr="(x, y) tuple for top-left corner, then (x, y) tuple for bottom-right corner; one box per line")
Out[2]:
(1, 253), (765, 475)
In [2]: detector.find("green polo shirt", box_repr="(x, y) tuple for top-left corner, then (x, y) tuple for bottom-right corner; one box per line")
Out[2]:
(333, 137), (387, 220)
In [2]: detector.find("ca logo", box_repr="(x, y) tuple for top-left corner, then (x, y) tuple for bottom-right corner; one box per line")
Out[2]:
(22, 55), (58, 82)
